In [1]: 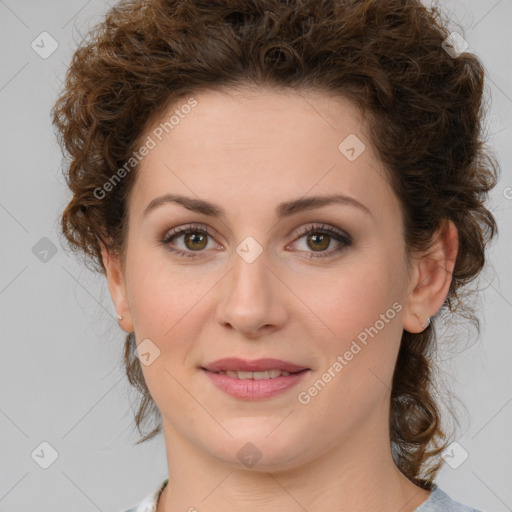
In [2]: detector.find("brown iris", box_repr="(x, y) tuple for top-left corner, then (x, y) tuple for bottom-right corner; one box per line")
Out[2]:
(307, 232), (330, 251)
(184, 232), (208, 250)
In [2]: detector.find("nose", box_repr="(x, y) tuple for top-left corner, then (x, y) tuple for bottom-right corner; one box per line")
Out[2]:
(214, 246), (288, 338)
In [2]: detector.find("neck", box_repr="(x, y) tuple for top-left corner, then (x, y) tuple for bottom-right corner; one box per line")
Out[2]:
(156, 411), (431, 512)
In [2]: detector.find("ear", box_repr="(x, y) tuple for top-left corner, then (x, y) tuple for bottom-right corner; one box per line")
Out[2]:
(402, 219), (459, 333)
(101, 243), (134, 332)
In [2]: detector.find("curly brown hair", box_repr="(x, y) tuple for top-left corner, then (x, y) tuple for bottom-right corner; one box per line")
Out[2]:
(52, 0), (499, 489)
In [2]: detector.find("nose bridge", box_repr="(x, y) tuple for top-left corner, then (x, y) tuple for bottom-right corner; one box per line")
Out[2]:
(216, 240), (286, 334)
(228, 243), (272, 308)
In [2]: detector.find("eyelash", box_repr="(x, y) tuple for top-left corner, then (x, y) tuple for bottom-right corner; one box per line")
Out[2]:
(161, 223), (352, 260)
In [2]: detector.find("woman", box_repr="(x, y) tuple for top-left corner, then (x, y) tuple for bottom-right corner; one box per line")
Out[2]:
(52, 0), (499, 510)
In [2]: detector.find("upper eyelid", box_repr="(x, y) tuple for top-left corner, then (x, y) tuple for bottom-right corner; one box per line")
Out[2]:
(163, 223), (215, 242)
(293, 223), (349, 239)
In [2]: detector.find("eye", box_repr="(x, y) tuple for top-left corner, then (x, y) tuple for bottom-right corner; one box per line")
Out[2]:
(161, 222), (352, 259)
(161, 223), (219, 259)
(289, 223), (352, 259)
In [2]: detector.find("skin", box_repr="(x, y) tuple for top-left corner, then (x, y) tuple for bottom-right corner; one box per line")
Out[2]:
(102, 87), (458, 512)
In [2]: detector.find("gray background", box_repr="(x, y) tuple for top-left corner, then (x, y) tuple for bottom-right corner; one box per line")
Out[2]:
(0, 1), (511, 511)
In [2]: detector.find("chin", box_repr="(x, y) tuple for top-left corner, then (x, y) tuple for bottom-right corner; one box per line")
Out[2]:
(200, 422), (309, 471)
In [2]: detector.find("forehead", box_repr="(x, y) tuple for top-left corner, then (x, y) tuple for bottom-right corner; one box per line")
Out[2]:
(128, 87), (398, 223)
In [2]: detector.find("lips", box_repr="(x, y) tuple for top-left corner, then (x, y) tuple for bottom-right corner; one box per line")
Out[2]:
(201, 357), (309, 374)
(202, 358), (311, 399)
(201, 357), (310, 400)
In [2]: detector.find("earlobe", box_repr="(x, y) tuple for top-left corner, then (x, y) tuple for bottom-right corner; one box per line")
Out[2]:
(100, 243), (134, 332)
(402, 220), (459, 333)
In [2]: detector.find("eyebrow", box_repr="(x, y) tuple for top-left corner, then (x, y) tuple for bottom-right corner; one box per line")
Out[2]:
(142, 192), (372, 220)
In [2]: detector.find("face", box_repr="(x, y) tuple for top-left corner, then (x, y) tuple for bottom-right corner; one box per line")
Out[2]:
(105, 87), (429, 470)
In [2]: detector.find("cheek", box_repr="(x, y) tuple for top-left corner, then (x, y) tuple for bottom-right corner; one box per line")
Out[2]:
(128, 264), (213, 416)
(124, 254), (217, 399)
(125, 247), (217, 338)
(296, 256), (403, 347)
(293, 255), (404, 407)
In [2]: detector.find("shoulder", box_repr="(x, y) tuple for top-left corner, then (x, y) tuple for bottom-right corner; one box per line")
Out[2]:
(121, 479), (168, 512)
(415, 485), (485, 512)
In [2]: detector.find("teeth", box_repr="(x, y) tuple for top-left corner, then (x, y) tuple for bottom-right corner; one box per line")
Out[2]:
(236, 370), (254, 379)
(218, 369), (292, 379)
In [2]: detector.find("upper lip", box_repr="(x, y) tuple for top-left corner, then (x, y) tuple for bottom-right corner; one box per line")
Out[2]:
(201, 357), (309, 373)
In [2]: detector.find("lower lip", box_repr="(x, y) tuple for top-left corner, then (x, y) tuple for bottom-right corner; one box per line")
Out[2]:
(202, 369), (309, 400)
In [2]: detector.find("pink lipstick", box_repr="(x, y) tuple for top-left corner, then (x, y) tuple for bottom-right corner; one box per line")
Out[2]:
(201, 357), (310, 400)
